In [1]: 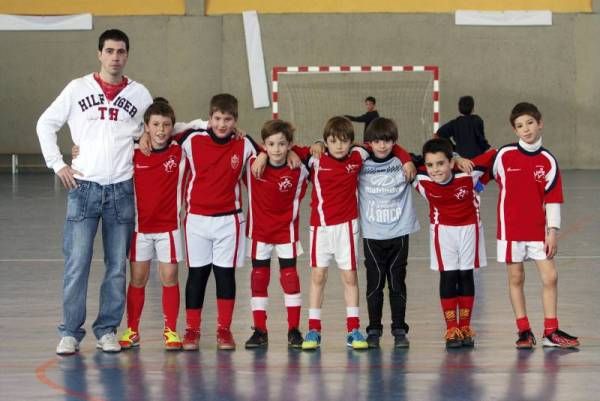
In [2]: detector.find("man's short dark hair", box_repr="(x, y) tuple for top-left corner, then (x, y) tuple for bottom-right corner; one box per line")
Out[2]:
(458, 96), (474, 115)
(364, 117), (398, 143)
(365, 96), (376, 104)
(210, 93), (238, 119)
(509, 102), (542, 127)
(422, 138), (453, 161)
(98, 29), (130, 52)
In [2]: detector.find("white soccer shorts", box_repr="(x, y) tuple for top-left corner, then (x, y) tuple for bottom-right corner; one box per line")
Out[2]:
(185, 213), (246, 268)
(130, 229), (184, 263)
(309, 219), (359, 270)
(429, 223), (487, 271)
(497, 240), (547, 263)
(248, 239), (304, 260)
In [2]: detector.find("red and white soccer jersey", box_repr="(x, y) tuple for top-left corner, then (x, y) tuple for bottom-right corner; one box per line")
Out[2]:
(180, 129), (257, 216)
(413, 149), (495, 270)
(132, 141), (186, 233)
(493, 143), (563, 242)
(245, 156), (309, 244)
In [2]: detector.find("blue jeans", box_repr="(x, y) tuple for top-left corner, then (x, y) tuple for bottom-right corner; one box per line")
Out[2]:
(58, 179), (134, 341)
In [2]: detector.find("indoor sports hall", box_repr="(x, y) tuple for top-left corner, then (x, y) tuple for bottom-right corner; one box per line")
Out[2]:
(1, 1), (599, 400)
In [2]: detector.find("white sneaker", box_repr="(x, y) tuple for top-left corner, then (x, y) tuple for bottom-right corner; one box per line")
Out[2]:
(56, 336), (79, 355)
(96, 332), (121, 353)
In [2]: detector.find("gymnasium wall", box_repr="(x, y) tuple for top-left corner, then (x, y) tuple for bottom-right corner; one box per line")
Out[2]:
(0, 1), (598, 168)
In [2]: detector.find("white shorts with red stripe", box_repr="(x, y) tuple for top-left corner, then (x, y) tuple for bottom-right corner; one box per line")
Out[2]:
(185, 213), (246, 268)
(309, 219), (359, 270)
(429, 223), (486, 271)
(130, 229), (184, 264)
(248, 239), (304, 260)
(497, 240), (546, 263)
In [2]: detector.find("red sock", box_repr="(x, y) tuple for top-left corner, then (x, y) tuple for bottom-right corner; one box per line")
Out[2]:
(217, 298), (235, 330)
(308, 319), (321, 332)
(544, 317), (559, 336)
(516, 316), (531, 333)
(287, 306), (301, 330)
(458, 295), (474, 328)
(162, 284), (180, 331)
(346, 317), (360, 332)
(186, 308), (202, 331)
(440, 297), (459, 329)
(126, 284), (145, 332)
(252, 310), (267, 332)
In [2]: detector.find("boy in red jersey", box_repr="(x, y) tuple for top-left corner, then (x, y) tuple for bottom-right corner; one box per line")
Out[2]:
(493, 102), (578, 349)
(117, 99), (186, 350)
(414, 138), (495, 348)
(180, 94), (260, 351)
(294, 116), (414, 350)
(243, 119), (309, 349)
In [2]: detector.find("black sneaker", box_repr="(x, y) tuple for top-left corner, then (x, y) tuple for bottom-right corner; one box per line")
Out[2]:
(287, 328), (303, 348)
(366, 329), (382, 349)
(245, 328), (268, 349)
(515, 329), (536, 349)
(392, 329), (410, 349)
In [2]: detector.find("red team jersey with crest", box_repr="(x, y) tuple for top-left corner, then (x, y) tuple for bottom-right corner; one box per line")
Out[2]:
(245, 156), (309, 244)
(179, 129), (257, 216)
(493, 144), (563, 241)
(414, 149), (496, 226)
(133, 142), (186, 233)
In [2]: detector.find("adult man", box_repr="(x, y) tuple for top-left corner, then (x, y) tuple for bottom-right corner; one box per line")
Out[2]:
(345, 96), (380, 136)
(37, 29), (152, 355)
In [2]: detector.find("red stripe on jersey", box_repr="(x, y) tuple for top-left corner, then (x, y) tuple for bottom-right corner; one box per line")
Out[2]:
(311, 228), (318, 268)
(506, 241), (513, 264)
(434, 224), (444, 271)
(348, 221), (356, 270)
(232, 213), (241, 268)
(169, 231), (177, 264)
(130, 232), (138, 262)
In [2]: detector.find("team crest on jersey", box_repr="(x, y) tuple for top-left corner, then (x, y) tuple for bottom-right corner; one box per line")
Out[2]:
(278, 176), (293, 192)
(533, 165), (546, 181)
(454, 186), (469, 200)
(231, 154), (240, 170)
(346, 163), (360, 174)
(163, 156), (178, 173)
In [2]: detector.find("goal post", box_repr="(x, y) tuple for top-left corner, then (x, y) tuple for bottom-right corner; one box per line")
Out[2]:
(272, 65), (439, 152)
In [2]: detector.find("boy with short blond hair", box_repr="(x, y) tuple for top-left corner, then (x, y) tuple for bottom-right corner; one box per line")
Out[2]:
(243, 119), (309, 349)
(180, 93), (259, 351)
(493, 102), (578, 349)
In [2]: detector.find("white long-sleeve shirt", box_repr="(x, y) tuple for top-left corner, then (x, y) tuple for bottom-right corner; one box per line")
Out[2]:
(36, 73), (153, 185)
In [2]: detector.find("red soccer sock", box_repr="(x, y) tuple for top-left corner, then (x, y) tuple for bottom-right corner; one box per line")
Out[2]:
(287, 306), (301, 330)
(544, 317), (559, 336)
(162, 284), (180, 331)
(346, 317), (360, 332)
(440, 297), (459, 329)
(458, 295), (474, 328)
(308, 319), (322, 332)
(516, 316), (531, 333)
(217, 298), (235, 330)
(252, 310), (267, 332)
(186, 308), (202, 331)
(126, 284), (145, 332)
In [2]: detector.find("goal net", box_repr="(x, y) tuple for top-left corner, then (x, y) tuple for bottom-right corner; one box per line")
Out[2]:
(272, 65), (439, 153)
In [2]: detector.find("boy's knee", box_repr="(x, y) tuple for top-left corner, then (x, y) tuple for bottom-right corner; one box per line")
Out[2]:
(311, 268), (327, 285)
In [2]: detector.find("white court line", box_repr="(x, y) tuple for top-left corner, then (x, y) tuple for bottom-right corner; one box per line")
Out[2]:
(2, 256), (600, 263)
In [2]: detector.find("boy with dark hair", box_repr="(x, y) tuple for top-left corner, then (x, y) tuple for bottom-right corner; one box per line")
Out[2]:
(345, 96), (380, 136)
(359, 117), (420, 348)
(493, 102), (578, 349)
(118, 99), (186, 351)
(180, 93), (259, 351)
(38, 28), (152, 355)
(414, 138), (495, 348)
(437, 95), (490, 159)
(243, 119), (309, 349)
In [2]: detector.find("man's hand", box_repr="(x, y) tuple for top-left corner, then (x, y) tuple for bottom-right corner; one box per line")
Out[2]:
(545, 228), (559, 259)
(287, 150), (301, 169)
(251, 153), (268, 178)
(72, 145), (80, 159)
(56, 165), (82, 190)
(139, 132), (152, 156)
(403, 161), (417, 181)
(455, 156), (474, 174)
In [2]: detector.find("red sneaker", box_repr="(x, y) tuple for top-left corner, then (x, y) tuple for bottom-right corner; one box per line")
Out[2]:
(515, 329), (536, 349)
(217, 328), (236, 350)
(182, 328), (200, 351)
(542, 329), (579, 348)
